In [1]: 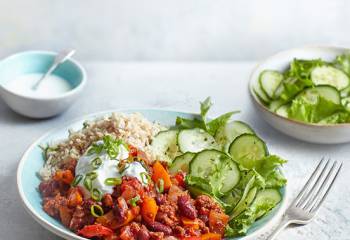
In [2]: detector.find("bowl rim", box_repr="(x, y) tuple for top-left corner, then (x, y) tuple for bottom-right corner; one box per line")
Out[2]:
(0, 50), (87, 101)
(16, 108), (289, 240)
(249, 45), (350, 128)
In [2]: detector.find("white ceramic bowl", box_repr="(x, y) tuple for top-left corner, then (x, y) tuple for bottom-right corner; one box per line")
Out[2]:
(0, 51), (86, 118)
(249, 46), (350, 144)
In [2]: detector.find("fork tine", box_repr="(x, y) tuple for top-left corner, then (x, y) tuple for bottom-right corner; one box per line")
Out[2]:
(293, 157), (326, 206)
(303, 161), (337, 211)
(297, 159), (330, 208)
(310, 162), (342, 213)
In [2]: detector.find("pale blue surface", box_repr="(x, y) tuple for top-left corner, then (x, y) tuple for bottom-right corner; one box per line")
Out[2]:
(17, 109), (285, 239)
(0, 51), (83, 88)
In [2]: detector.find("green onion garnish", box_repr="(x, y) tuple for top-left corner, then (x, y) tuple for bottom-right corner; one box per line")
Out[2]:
(91, 157), (102, 169)
(84, 177), (92, 191)
(104, 177), (122, 186)
(91, 188), (102, 201)
(129, 195), (140, 207)
(71, 174), (83, 187)
(86, 171), (98, 180)
(90, 204), (104, 217)
(156, 179), (164, 193)
(140, 172), (151, 185)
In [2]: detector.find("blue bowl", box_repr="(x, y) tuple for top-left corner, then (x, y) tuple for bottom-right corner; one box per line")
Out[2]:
(17, 109), (288, 239)
(0, 50), (86, 118)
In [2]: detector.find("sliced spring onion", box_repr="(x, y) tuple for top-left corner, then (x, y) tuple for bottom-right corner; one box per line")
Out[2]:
(140, 172), (151, 185)
(90, 204), (104, 217)
(71, 174), (83, 187)
(84, 177), (92, 191)
(129, 195), (140, 207)
(156, 179), (164, 193)
(104, 177), (122, 186)
(91, 157), (102, 169)
(86, 171), (98, 180)
(91, 188), (102, 201)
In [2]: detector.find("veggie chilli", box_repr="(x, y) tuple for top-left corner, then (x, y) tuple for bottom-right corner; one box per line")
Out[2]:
(38, 98), (287, 239)
(256, 53), (350, 124)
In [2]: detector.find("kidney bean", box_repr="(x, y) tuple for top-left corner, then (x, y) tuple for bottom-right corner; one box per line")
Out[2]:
(177, 195), (197, 220)
(147, 221), (172, 235)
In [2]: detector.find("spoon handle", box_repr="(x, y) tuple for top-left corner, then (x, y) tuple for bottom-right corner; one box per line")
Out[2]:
(32, 49), (76, 90)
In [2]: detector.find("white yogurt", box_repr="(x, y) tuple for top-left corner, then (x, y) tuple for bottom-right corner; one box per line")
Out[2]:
(4, 73), (72, 98)
(75, 144), (148, 198)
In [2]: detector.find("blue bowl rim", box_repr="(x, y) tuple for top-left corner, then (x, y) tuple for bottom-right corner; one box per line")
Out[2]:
(17, 108), (289, 240)
(0, 50), (87, 101)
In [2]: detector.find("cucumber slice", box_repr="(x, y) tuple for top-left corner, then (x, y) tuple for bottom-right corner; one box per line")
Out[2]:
(151, 130), (179, 163)
(190, 150), (240, 194)
(169, 152), (195, 174)
(311, 66), (350, 90)
(269, 100), (285, 112)
(178, 128), (218, 153)
(253, 82), (270, 104)
(275, 104), (290, 118)
(245, 187), (258, 206)
(228, 134), (268, 169)
(230, 175), (256, 218)
(259, 70), (284, 98)
(273, 83), (284, 99)
(215, 121), (254, 152)
(251, 189), (282, 218)
(302, 85), (341, 104)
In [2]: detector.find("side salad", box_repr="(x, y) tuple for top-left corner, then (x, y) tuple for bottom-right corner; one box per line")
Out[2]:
(151, 98), (287, 237)
(254, 53), (350, 124)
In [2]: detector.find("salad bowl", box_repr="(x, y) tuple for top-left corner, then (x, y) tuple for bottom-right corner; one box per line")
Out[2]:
(17, 109), (288, 240)
(249, 46), (350, 144)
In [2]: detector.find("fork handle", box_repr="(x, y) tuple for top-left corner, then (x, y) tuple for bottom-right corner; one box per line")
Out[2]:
(267, 216), (291, 240)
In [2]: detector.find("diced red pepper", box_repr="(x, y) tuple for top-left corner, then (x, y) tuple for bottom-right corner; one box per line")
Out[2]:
(128, 145), (138, 157)
(174, 172), (186, 187)
(77, 224), (113, 238)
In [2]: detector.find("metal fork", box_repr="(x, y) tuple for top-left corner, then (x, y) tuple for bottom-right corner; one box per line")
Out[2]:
(267, 158), (342, 240)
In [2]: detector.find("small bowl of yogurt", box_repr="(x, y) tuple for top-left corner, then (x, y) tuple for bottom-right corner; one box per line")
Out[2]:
(0, 50), (86, 118)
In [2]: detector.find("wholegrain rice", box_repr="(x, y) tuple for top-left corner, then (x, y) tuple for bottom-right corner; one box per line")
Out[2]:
(39, 112), (165, 180)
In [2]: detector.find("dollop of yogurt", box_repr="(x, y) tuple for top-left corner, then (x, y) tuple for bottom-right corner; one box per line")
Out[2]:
(75, 142), (148, 198)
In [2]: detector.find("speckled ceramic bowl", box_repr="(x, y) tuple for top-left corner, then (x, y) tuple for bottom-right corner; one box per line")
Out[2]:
(17, 109), (288, 240)
(249, 46), (350, 144)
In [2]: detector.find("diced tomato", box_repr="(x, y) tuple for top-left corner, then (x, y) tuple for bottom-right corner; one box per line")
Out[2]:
(96, 207), (140, 230)
(54, 170), (74, 185)
(102, 194), (114, 208)
(128, 145), (138, 157)
(77, 224), (113, 238)
(174, 172), (186, 187)
(152, 161), (172, 191)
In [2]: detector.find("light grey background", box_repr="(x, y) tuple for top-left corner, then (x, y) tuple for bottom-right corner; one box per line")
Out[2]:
(0, 0), (349, 61)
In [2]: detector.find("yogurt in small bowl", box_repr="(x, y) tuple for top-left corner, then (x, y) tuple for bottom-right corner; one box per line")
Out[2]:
(0, 51), (86, 118)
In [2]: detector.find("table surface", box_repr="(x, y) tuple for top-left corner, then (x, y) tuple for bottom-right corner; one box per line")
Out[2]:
(0, 62), (349, 240)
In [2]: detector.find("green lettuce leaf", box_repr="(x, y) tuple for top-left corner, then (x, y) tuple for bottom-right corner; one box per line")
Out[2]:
(318, 111), (350, 124)
(288, 95), (344, 123)
(225, 201), (277, 237)
(333, 53), (350, 76)
(176, 97), (238, 134)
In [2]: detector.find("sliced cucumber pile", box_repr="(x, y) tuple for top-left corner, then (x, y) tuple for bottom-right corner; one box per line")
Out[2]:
(150, 97), (286, 237)
(256, 55), (350, 124)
